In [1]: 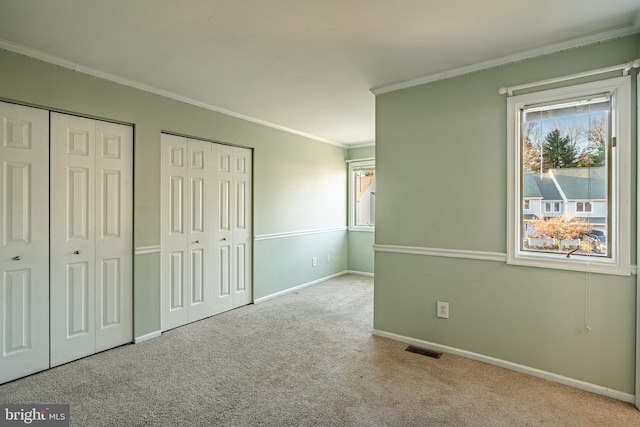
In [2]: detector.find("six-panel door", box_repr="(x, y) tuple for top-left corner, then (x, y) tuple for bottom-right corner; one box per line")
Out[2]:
(0, 102), (50, 383)
(212, 144), (252, 314)
(162, 134), (252, 331)
(50, 113), (132, 367)
(160, 134), (215, 330)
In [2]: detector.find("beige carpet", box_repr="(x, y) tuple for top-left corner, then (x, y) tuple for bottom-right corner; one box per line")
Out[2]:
(1, 274), (638, 426)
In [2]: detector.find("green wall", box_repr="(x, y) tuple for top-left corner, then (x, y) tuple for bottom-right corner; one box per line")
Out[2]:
(347, 145), (376, 274)
(0, 49), (348, 338)
(374, 35), (638, 394)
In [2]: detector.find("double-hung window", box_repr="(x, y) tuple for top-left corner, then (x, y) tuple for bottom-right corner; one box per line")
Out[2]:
(348, 160), (376, 231)
(507, 77), (631, 275)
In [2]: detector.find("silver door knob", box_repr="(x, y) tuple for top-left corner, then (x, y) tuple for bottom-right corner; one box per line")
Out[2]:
(194, 240), (200, 244)
(12, 256), (21, 261)
(221, 237), (227, 241)
(74, 250), (80, 255)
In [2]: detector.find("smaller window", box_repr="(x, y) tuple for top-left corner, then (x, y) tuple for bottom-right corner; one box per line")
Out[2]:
(524, 200), (530, 210)
(576, 202), (592, 213)
(348, 160), (375, 230)
(544, 202), (560, 213)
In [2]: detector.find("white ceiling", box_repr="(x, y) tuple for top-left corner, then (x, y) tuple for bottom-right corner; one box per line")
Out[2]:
(0, 1), (639, 146)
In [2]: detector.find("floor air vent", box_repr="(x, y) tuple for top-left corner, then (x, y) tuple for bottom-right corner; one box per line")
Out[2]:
(405, 345), (442, 359)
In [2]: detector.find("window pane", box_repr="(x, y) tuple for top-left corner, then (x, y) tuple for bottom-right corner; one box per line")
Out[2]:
(354, 167), (375, 226)
(520, 95), (609, 257)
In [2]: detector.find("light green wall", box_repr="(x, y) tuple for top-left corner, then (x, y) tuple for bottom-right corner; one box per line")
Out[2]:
(347, 145), (375, 160)
(347, 231), (375, 274)
(254, 231), (348, 299)
(0, 49), (348, 338)
(375, 35), (639, 394)
(347, 145), (376, 274)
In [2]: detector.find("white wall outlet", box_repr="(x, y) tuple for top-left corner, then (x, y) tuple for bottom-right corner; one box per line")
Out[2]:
(437, 301), (449, 319)
(326, 254), (331, 262)
(312, 257), (317, 267)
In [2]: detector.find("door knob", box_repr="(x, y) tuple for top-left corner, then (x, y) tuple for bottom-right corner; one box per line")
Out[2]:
(194, 240), (200, 244)
(221, 237), (227, 241)
(12, 256), (21, 261)
(74, 250), (80, 255)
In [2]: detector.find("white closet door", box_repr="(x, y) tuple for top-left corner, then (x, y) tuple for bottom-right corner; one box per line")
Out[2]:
(186, 138), (214, 322)
(212, 144), (252, 314)
(231, 147), (252, 308)
(161, 134), (186, 329)
(161, 135), (214, 330)
(94, 120), (133, 352)
(50, 113), (132, 366)
(50, 113), (96, 366)
(161, 134), (188, 330)
(212, 144), (234, 314)
(0, 102), (49, 383)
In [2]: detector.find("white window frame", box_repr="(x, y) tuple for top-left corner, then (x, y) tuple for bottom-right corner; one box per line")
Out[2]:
(348, 160), (375, 232)
(507, 77), (631, 275)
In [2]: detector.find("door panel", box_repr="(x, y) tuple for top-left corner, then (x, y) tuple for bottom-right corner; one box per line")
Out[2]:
(162, 135), (188, 329)
(186, 139), (212, 322)
(101, 258), (121, 326)
(212, 145), (252, 313)
(50, 113), (96, 366)
(212, 144), (234, 314)
(232, 147), (252, 307)
(67, 261), (90, 337)
(0, 102), (49, 384)
(94, 120), (132, 352)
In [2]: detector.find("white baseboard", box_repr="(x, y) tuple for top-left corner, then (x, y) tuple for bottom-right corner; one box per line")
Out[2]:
(254, 271), (352, 304)
(372, 329), (635, 404)
(345, 270), (374, 277)
(134, 330), (161, 344)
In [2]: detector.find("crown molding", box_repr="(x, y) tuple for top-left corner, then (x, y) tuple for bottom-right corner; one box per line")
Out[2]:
(0, 39), (346, 148)
(347, 141), (376, 149)
(371, 25), (640, 95)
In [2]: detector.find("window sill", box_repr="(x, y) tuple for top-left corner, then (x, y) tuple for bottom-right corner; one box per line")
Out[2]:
(507, 251), (630, 276)
(348, 227), (375, 233)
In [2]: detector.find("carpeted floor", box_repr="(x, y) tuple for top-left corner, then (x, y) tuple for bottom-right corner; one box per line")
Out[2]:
(1, 274), (639, 426)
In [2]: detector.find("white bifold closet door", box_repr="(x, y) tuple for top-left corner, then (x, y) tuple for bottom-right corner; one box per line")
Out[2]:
(160, 134), (214, 330)
(49, 112), (133, 367)
(161, 134), (252, 331)
(0, 102), (50, 383)
(212, 143), (252, 314)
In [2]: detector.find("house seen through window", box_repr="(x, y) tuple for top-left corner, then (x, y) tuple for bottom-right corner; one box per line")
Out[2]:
(508, 76), (630, 275)
(521, 94), (609, 256)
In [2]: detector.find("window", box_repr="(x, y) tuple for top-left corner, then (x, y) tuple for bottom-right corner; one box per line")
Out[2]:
(576, 202), (592, 213)
(349, 160), (375, 230)
(507, 77), (631, 275)
(523, 200), (530, 210)
(544, 202), (561, 213)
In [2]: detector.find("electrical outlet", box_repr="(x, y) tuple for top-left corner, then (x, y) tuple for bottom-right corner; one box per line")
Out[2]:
(437, 301), (449, 319)
(312, 257), (317, 267)
(326, 254), (331, 262)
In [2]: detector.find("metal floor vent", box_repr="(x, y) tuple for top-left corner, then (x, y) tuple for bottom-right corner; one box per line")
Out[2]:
(405, 345), (442, 359)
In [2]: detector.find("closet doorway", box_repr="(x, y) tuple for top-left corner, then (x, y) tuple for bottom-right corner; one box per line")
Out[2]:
(0, 102), (133, 383)
(160, 133), (252, 331)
